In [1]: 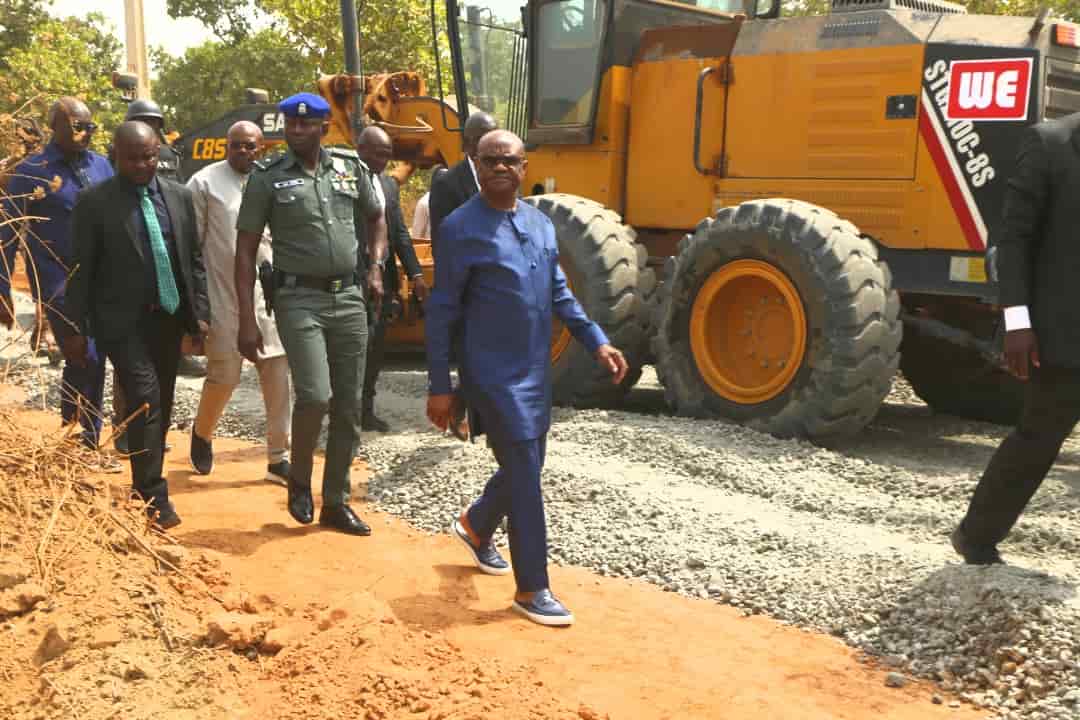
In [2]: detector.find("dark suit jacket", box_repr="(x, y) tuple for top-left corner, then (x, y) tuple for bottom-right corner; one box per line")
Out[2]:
(378, 173), (422, 295)
(67, 175), (209, 342)
(428, 159), (478, 251)
(997, 112), (1080, 367)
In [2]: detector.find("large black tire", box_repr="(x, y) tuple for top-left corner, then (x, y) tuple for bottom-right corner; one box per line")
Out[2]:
(653, 199), (902, 439)
(523, 194), (655, 407)
(900, 321), (1024, 425)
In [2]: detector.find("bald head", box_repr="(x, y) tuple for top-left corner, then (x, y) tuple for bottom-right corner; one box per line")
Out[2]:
(114, 121), (159, 185)
(115, 120), (157, 148)
(226, 120), (263, 174)
(358, 125), (393, 174)
(48, 96), (93, 157)
(477, 129), (524, 157)
(475, 130), (526, 208)
(463, 111), (497, 157)
(48, 97), (88, 129)
(227, 120), (262, 141)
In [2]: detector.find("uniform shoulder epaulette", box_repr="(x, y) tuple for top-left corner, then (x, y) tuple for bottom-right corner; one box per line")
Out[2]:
(253, 151), (287, 172)
(327, 146), (359, 160)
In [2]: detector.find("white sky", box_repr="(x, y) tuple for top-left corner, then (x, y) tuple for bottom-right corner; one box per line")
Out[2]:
(48, 0), (218, 59)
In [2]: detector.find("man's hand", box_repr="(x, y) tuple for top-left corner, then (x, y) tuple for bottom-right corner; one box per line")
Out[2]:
(595, 344), (629, 385)
(427, 393), (454, 431)
(61, 334), (89, 368)
(1005, 328), (1040, 380)
(367, 264), (385, 315)
(0, 297), (13, 330)
(238, 317), (264, 363)
(411, 276), (430, 304)
(185, 319), (211, 356)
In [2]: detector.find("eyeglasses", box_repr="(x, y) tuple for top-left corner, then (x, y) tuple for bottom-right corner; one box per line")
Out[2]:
(71, 122), (97, 133)
(478, 154), (525, 169)
(229, 141), (258, 151)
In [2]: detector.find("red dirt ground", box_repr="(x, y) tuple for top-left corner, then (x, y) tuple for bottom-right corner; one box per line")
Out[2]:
(1, 402), (986, 720)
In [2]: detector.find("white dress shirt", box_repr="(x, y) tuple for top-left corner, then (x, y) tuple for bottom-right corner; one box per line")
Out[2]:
(412, 192), (431, 240)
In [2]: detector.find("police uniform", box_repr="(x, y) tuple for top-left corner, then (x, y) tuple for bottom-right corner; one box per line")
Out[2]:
(156, 142), (181, 182)
(236, 93), (382, 531)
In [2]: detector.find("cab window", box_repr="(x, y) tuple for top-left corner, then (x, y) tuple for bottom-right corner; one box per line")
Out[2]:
(533, 0), (607, 126)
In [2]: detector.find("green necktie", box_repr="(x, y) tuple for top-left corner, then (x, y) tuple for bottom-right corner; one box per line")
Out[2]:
(137, 185), (180, 314)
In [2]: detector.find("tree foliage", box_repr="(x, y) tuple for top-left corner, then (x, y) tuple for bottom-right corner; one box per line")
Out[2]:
(783, 0), (1080, 17)
(156, 0), (448, 132)
(151, 28), (319, 132)
(166, 0), (257, 43)
(0, 0), (48, 71)
(0, 13), (124, 153)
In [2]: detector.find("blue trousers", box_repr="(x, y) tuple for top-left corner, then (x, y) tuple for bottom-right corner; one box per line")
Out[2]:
(466, 434), (549, 593)
(45, 306), (105, 448)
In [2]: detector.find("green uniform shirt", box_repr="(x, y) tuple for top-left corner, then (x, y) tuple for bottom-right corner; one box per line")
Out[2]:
(236, 147), (381, 278)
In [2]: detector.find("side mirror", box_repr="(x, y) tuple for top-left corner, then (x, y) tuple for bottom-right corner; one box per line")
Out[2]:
(112, 71), (138, 91)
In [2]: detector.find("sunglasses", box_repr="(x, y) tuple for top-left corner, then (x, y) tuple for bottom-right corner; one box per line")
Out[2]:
(229, 141), (258, 151)
(71, 121), (97, 133)
(478, 154), (525, 169)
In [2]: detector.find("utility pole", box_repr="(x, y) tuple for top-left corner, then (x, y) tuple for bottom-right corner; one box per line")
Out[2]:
(339, 0), (364, 142)
(124, 0), (151, 99)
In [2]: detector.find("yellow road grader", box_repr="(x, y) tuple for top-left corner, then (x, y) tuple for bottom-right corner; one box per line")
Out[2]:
(178, 0), (1080, 440)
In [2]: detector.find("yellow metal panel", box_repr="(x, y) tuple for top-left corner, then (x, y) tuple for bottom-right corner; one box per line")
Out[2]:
(724, 45), (924, 180)
(912, 132), (972, 252)
(624, 57), (724, 229)
(711, 179), (925, 248)
(522, 67), (632, 212)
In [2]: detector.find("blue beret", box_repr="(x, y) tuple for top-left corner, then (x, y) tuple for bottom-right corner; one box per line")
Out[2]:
(279, 92), (330, 119)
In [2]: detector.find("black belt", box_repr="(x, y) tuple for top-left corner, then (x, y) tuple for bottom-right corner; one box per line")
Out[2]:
(276, 271), (357, 294)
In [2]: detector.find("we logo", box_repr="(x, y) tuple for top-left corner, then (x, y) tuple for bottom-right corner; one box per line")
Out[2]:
(945, 58), (1032, 122)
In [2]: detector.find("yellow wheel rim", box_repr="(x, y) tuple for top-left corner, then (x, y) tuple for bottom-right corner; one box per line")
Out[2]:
(689, 259), (807, 405)
(550, 266), (573, 363)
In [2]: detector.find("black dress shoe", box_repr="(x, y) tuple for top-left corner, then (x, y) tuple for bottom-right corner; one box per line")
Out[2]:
(190, 431), (213, 475)
(287, 478), (314, 525)
(361, 412), (390, 433)
(319, 504), (372, 536)
(950, 525), (1004, 565)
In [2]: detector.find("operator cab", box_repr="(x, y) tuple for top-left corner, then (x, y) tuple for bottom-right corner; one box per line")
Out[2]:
(432, 0), (774, 146)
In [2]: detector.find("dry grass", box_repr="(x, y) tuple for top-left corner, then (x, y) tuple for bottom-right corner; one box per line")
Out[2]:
(0, 407), (171, 594)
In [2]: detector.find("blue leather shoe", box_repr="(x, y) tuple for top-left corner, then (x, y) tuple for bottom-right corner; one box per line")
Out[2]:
(512, 589), (574, 627)
(452, 518), (511, 575)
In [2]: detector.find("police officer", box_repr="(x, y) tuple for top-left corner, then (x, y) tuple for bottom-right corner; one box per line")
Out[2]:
(235, 92), (388, 536)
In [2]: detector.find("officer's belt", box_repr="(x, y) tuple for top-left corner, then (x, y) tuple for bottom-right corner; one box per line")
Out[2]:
(275, 271), (357, 294)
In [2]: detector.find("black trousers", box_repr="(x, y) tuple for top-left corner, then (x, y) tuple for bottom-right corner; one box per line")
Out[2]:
(362, 283), (394, 415)
(99, 309), (185, 494)
(962, 365), (1080, 546)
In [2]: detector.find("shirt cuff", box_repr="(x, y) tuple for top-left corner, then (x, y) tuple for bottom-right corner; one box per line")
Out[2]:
(581, 324), (609, 355)
(1003, 305), (1031, 332)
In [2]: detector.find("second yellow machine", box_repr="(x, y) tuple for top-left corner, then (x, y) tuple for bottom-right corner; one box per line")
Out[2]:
(416, 0), (1080, 439)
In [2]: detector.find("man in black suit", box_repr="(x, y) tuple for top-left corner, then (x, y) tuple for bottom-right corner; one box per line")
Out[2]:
(65, 122), (209, 529)
(356, 126), (429, 431)
(428, 112), (497, 251)
(952, 112), (1080, 565)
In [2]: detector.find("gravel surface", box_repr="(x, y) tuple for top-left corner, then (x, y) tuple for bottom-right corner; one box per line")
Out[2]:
(4, 288), (1080, 720)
